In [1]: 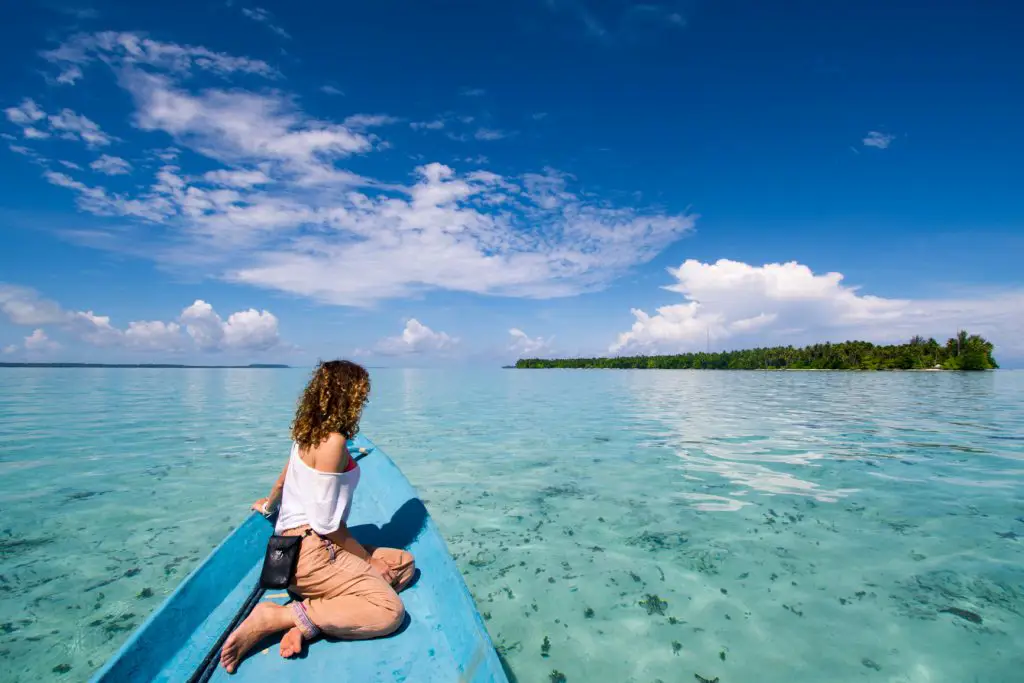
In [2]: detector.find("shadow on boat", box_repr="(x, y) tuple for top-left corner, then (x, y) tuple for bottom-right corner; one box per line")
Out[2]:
(350, 497), (429, 550)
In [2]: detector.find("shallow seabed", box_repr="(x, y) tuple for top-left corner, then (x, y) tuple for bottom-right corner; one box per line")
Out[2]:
(0, 368), (1022, 682)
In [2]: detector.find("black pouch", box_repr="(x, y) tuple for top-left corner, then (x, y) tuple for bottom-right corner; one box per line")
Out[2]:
(259, 535), (303, 589)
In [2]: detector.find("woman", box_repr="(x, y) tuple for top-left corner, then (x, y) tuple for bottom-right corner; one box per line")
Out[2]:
(220, 360), (416, 674)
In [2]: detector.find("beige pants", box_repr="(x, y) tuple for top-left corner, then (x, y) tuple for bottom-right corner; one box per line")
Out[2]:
(282, 525), (415, 640)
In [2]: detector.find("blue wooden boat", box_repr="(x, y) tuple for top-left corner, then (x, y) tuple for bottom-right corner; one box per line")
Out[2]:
(90, 435), (509, 682)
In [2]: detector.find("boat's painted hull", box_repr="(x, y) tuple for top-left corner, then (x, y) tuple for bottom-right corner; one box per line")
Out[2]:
(90, 435), (508, 682)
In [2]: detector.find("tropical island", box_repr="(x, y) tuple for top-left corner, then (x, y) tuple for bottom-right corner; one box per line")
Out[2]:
(515, 332), (998, 371)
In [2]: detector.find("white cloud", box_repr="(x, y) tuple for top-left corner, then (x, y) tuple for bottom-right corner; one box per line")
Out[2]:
(90, 154), (132, 175)
(4, 99), (45, 125)
(474, 128), (511, 141)
(460, 88), (486, 97)
(863, 131), (895, 149)
(610, 259), (1024, 357)
(228, 163), (694, 305)
(48, 109), (112, 147)
(180, 299), (281, 351)
(372, 319), (457, 356)
(124, 71), (374, 183)
(240, 7), (291, 39)
(9, 143), (45, 161)
(508, 328), (552, 357)
(23, 127), (51, 140)
(70, 310), (126, 346)
(42, 31), (278, 80)
(17, 36), (695, 309)
(0, 285), (69, 325)
(153, 147), (180, 162)
(5, 98), (112, 148)
(123, 320), (183, 350)
(0, 285), (283, 353)
(43, 170), (175, 223)
(60, 160), (83, 170)
(2, 344), (16, 354)
(343, 114), (399, 130)
(179, 300), (223, 349)
(202, 168), (272, 188)
(410, 119), (445, 131)
(320, 85), (343, 96)
(24, 329), (60, 352)
(56, 65), (84, 85)
(531, 112), (548, 121)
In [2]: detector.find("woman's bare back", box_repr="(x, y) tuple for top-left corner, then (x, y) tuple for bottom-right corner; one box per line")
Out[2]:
(298, 432), (351, 474)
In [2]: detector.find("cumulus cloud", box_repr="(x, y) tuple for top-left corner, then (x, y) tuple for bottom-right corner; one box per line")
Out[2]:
(508, 328), (552, 357)
(122, 320), (184, 350)
(180, 299), (281, 351)
(611, 259), (1024, 357)
(0, 284), (283, 353)
(90, 154), (132, 175)
(0, 285), (69, 325)
(320, 85), (343, 96)
(240, 7), (291, 39)
(371, 319), (457, 356)
(863, 131), (895, 149)
(23, 329), (60, 352)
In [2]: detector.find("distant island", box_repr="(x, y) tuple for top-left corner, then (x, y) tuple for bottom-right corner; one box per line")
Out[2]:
(0, 363), (290, 369)
(515, 332), (998, 371)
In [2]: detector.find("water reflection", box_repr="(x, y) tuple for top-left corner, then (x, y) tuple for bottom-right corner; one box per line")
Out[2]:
(2, 368), (1022, 683)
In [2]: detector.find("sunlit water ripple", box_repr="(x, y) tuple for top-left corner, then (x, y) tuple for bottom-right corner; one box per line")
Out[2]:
(0, 368), (1022, 682)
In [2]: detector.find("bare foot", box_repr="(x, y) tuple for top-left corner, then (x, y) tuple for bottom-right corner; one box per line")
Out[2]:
(279, 626), (304, 658)
(220, 602), (294, 674)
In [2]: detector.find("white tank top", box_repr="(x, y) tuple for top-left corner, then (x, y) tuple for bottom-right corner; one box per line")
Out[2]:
(274, 442), (360, 535)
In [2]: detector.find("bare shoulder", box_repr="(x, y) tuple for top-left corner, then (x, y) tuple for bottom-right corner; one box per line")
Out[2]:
(308, 432), (351, 473)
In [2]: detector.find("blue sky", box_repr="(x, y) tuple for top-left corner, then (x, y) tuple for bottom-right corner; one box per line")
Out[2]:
(1, 0), (1021, 366)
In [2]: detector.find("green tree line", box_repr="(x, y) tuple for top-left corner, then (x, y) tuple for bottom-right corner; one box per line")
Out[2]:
(515, 331), (998, 371)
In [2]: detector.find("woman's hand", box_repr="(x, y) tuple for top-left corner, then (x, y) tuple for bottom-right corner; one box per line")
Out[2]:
(368, 556), (396, 585)
(251, 497), (273, 515)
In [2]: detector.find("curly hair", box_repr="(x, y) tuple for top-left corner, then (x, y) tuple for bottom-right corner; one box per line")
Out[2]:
(291, 360), (371, 448)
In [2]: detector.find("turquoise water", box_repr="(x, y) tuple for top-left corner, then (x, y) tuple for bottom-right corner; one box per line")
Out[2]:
(1, 369), (1022, 682)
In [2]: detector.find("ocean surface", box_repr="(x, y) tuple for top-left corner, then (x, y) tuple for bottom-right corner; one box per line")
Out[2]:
(0, 368), (1022, 682)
